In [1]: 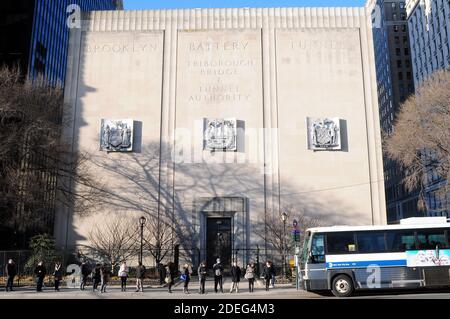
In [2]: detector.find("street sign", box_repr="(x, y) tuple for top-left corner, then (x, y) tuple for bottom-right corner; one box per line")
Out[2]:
(291, 229), (300, 242)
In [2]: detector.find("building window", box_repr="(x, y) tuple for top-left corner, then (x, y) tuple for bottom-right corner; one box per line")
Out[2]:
(396, 48), (401, 56)
(405, 48), (409, 55)
(397, 60), (402, 67)
(394, 25), (399, 32)
(398, 72), (403, 80)
(403, 36), (408, 45)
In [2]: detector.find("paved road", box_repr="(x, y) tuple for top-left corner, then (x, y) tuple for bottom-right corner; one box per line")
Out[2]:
(1, 280), (450, 299)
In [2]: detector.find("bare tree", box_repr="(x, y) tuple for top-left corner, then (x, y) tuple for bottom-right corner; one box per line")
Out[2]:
(385, 70), (449, 212)
(260, 205), (321, 261)
(0, 67), (104, 242)
(141, 214), (175, 265)
(87, 216), (139, 269)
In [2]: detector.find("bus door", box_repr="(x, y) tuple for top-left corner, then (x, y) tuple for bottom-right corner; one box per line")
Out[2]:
(306, 233), (328, 290)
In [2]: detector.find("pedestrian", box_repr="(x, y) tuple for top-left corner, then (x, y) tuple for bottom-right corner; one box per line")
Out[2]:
(245, 262), (255, 293)
(118, 261), (129, 292)
(213, 258), (224, 293)
(100, 264), (110, 293)
(269, 261), (276, 288)
(5, 259), (17, 292)
(92, 263), (101, 291)
(197, 261), (207, 294)
(263, 261), (274, 291)
(157, 262), (166, 285)
(135, 262), (146, 292)
(80, 261), (90, 290)
(230, 261), (241, 294)
(34, 261), (47, 292)
(53, 262), (63, 291)
(165, 262), (176, 293)
(182, 263), (192, 294)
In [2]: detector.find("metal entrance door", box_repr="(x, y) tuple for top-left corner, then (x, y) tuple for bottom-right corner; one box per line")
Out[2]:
(206, 218), (232, 271)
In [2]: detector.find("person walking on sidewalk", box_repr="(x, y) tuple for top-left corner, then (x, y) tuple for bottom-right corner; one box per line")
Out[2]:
(100, 264), (110, 293)
(34, 261), (46, 292)
(245, 262), (255, 293)
(80, 261), (90, 291)
(53, 262), (63, 291)
(269, 261), (276, 288)
(135, 262), (146, 292)
(197, 261), (207, 294)
(230, 261), (241, 294)
(157, 262), (166, 285)
(166, 262), (177, 293)
(182, 264), (192, 294)
(213, 258), (224, 293)
(263, 261), (274, 291)
(118, 261), (129, 292)
(92, 263), (101, 291)
(5, 259), (17, 292)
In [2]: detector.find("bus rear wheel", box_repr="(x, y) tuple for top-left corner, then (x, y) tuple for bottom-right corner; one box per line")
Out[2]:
(332, 275), (354, 297)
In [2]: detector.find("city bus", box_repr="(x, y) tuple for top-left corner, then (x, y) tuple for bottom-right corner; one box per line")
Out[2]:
(299, 217), (450, 297)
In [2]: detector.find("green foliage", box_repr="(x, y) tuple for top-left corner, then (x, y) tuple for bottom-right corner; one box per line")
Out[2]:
(25, 234), (59, 272)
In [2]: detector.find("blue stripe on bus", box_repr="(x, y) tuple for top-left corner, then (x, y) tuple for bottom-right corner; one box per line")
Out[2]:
(327, 260), (407, 269)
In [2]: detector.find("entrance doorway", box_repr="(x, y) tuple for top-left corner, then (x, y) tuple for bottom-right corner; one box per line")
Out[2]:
(206, 218), (232, 271)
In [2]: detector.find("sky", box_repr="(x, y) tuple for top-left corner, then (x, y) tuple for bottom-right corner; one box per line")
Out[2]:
(124, 0), (367, 10)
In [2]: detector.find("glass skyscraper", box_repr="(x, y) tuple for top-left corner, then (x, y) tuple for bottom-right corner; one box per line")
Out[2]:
(366, 0), (417, 223)
(0, 0), (123, 86)
(0, 0), (122, 249)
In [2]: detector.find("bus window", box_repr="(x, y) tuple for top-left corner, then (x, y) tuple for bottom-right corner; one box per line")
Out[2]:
(357, 232), (387, 253)
(310, 234), (325, 263)
(326, 233), (356, 254)
(416, 229), (448, 250)
(386, 231), (415, 251)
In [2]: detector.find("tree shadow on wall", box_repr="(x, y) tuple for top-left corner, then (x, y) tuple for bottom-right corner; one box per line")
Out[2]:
(71, 140), (365, 267)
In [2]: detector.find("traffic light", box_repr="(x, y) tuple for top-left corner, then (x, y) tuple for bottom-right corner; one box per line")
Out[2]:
(291, 229), (300, 243)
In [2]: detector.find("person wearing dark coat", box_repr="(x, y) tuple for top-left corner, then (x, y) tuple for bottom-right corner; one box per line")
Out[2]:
(135, 262), (146, 292)
(100, 264), (110, 293)
(262, 261), (275, 291)
(197, 261), (207, 294)
(269, 261), (276, 288)
(229, 261), (242, 294)
(92, 263), (101, 291)
(157, 262), (166, 285)
(80, 262), (90, 290)
(182, 264), (192, 294)
(165, 262), (177, 293)
(34, 261), (47, 292)
(5, 259), (17, 292)
(213, 258), (224, 293)
(53, 262), (63, 291)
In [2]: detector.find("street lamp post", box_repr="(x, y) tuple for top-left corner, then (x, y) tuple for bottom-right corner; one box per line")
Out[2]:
(281, 212), (288, 282)
(139, 216), (146, 264)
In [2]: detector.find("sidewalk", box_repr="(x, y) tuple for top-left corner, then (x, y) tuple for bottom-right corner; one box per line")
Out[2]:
(0, 278), (314, 299)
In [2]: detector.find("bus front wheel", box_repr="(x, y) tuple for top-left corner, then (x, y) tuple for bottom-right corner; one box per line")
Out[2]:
(331, 275), (354, 297)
